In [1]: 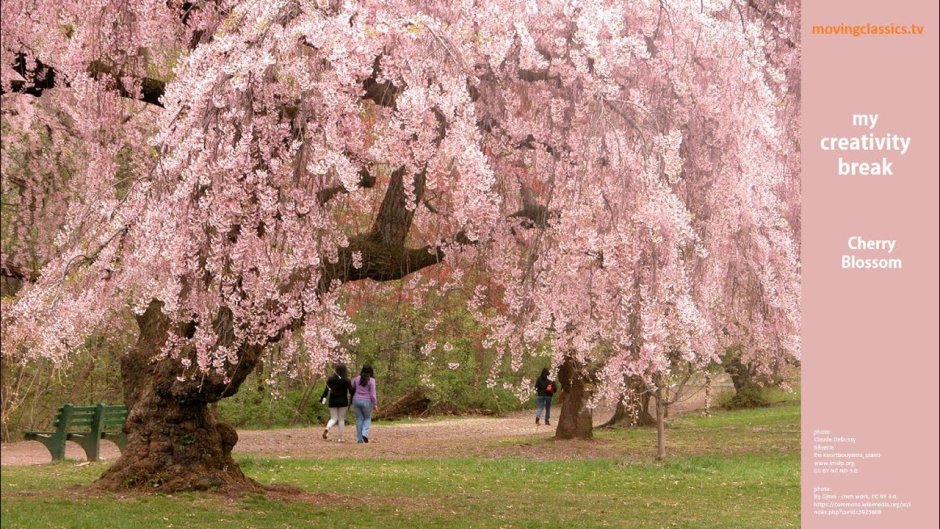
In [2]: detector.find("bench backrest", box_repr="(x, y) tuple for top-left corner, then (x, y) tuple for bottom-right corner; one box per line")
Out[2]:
(97, 404), (128, 432)
(52, 403), (127, 432)
(52, 404), (97, 431)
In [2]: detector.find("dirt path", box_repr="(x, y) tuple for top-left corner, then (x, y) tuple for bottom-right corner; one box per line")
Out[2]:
(0, 409), (566, 466)
(1, 378), (729, 466)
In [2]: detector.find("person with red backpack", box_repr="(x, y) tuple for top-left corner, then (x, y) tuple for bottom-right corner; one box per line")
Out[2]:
(534, 367), (557, 426)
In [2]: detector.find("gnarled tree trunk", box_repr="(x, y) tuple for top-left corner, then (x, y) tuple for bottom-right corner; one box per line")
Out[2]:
(96, 302), (263, 492)
(554, 357), (593, 440)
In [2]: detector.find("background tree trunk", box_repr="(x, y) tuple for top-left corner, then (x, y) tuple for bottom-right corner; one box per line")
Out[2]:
(599, 400), (628, 428)
(374, 388), (431, 420)
(96, 301), (263, 492)
(290, 380), (317, 427)
(554, 358), (593, 440)
(724, 351), (753, 393)
(600, 377), (656, 428)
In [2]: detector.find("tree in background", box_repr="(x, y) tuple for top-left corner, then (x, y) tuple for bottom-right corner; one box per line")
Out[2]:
(468, 0), (801, 451)
(1, 0), (799, 489)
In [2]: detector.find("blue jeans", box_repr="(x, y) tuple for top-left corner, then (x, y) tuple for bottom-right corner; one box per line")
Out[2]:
(352, 399), (373, 443)
(535, 395), (552, 422)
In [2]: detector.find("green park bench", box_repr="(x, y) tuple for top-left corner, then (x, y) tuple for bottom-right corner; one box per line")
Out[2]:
(23, 403), (128, 462)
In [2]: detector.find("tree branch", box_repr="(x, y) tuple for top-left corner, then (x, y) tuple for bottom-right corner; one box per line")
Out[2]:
(369, 167), (426, 246)
(87, 61), (167, 107)
(361, 56), (401, 108)
(1, 53), (167, 108)
(0, 260), (38, 283)
(3, 54), (58, 98)
(5, 49), (404, 112)
(322, 235), (445, 286)
(320, 187), (553, 288)
(315, 168), (378, 205)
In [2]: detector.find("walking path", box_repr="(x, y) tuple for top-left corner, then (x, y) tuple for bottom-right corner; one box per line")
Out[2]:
(1, 378), (726, 466)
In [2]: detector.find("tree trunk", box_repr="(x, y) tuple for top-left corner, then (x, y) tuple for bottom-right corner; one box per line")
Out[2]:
(600, 395), (657, 428)
(600, 377), (656, 428)
(703, 372), (712, 416)
(723, 347), (763, 397)
(638, 390), (656, 426)
(654, 387), (666, 461)
(96, 301), (263, 493)
(599, 400), (628, 428)
(724, 351), (752, 392)
(721, 348), (770, 408)
(554, 358), (593, 440)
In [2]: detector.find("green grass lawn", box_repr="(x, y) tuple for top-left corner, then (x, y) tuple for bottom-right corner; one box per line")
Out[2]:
(0, 398), (799, 529)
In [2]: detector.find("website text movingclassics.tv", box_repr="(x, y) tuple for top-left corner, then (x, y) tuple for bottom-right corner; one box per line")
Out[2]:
(811, 23), (925, 37)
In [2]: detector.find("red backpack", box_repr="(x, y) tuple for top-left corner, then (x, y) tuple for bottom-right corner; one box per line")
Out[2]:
(544, 381), (555, 395)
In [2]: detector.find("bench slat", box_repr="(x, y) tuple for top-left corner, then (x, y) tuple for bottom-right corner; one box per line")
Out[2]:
(56, 412), (96, 418)
(55, 410), (96, 417)
(53, 418), (95, 425)
(55, 416), (96, 423)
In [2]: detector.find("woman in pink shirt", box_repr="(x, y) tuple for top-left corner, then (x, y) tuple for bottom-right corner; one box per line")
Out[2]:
(350, 365), (378, 443)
